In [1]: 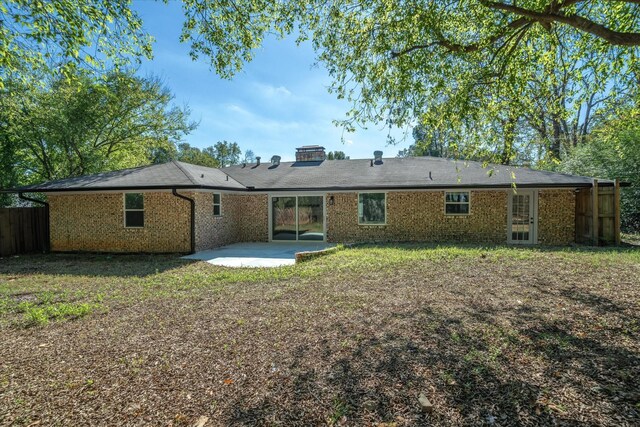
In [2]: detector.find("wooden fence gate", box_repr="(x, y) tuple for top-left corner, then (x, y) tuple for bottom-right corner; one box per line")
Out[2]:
(0, 207), (49, 256)
(575, 180), (621, 246)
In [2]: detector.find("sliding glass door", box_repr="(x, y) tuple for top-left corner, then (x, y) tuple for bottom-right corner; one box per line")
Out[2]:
(297, 196), (324, 241)
(271, 196), (324, 241)
(272, 197), (297, 240)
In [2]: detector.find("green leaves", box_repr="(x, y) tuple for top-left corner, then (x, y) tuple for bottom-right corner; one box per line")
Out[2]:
(174, 0), (639, 163)
(558, 104), (640, 230)
(0, 71), (196, 192)
(0, 0), (152, 87)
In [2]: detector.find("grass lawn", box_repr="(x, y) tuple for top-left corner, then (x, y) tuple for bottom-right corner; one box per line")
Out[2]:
(1, 245), (639, 426)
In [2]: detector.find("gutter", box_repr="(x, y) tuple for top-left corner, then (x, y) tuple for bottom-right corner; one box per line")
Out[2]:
(18, 192), (50, 252)
(171, 189), (196, 254)
(1, 179), (629, 194)
(0, 184), (245, 193)
(243, 182), (628, 192)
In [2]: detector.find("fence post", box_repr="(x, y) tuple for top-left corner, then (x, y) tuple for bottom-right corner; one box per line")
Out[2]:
(592, 179), (599, 246)
(614, 178), (621, 246)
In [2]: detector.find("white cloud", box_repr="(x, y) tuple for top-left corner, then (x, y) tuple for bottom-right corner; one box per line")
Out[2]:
(252, 82), (292, 99)
(225, 104), (252, 115)
(197, 102), (303, 134)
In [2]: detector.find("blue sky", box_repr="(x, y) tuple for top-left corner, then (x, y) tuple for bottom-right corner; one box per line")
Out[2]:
(132, 1), (409, 162)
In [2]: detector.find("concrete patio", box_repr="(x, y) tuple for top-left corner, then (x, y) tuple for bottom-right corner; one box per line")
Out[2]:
(182, 242), (336, 267)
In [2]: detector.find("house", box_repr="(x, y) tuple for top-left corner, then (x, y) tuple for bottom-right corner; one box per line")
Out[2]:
(5, 146), (623, 253)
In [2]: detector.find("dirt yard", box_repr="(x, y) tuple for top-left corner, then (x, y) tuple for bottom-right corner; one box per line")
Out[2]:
(1, 245), (639, 426)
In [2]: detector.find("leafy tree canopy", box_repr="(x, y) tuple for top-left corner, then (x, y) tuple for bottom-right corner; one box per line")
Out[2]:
(4, 1), (638, 162)
(326, 150), (349, 160)
(150, 141), (247, 168)
(0, 71), (196, 194)
(213, 140), (242, 166)
(179, 0), (640, 161)
(0, 0), (152, 88)
(243, 149), (255, 163)
(174, 143), (219, 168)
(558, 103), (640, 231)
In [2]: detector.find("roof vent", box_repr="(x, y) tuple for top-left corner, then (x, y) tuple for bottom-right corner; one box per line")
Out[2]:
(271, 155), (281, 166)
(255, 156), (261, 166)
(374, 150), (383, 164)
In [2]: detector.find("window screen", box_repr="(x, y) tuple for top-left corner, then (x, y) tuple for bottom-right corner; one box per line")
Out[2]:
(213, 193), (221, 216)
(358, 193), (386, 224)
(445, 192), (470, 215)
(124, 193), (144, 227)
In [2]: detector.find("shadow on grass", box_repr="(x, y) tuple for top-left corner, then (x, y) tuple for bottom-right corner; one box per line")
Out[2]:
(355, 241), (640, 255)
(224, 294), (639, 425)
(0, 253), (197, 278)
(1, 243), (637, 280)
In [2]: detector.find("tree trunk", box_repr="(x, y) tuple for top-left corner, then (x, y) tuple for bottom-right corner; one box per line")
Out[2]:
(549, 116), (563, 160)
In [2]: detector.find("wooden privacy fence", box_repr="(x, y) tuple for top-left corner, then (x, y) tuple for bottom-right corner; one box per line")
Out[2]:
(0, 207), (49, 256)
(575, 179), (621, 246)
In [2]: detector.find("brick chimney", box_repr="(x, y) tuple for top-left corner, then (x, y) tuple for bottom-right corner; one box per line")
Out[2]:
(295, 145), (326, 162)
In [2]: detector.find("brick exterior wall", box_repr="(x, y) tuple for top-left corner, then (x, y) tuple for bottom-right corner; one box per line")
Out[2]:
(193, 192), (235, 251)
(48, 189), (575, 253)
(49, 192), (191, 252)
(537, 189), (576, 245)
(49, 191), (269, 253)
(193, 193), (269, 251)
(226, 194), (269, 243)
(326, 191), (508, 244)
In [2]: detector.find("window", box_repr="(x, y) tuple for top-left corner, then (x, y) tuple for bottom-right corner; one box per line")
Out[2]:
(124, 193), (144, 227)
(213, 193), (221, 216)
(358, 193), (386, 224)
(445, 191), (470, 215)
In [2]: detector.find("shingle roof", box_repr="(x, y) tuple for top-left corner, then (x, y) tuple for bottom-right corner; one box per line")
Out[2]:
(222, 157), (609, 190)
(9, 161), (245, 192)
(4, 157), (614, 193)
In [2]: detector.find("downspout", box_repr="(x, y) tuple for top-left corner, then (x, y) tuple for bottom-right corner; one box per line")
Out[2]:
(18, 192), (50, 252)
(172, 189), (196, 254)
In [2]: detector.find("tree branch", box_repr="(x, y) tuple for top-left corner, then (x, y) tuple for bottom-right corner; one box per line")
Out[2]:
(392, 0), (640, 59)
(391, 17), (530, 57)
(482, 1), (640, 46)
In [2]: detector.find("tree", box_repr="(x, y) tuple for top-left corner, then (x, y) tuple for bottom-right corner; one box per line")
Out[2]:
(6, 1), (638, 162)
(558, 105), (640, 232)
(398, 125), (454, 159)
(180, 1), (640, 80)
(149, 142), (248, 168)
(213, 140), (242, 167)
(243, 149), (255, 163)
(174, 143), (218, 168)
(0, 0), (152, 88)
(326, 151), (348, 160)
(178, 1), (640, 160)
(0, 71), (196, 192)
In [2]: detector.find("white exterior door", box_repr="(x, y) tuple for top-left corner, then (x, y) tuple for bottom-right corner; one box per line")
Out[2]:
(508, 190), (537, 244)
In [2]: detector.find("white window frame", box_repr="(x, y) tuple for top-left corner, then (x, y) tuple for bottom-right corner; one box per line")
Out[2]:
(358, 192), (387, 225)
(123, 193), (144, 228)
(444, 191), (471, 216)
(213, 193), (222, 216)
